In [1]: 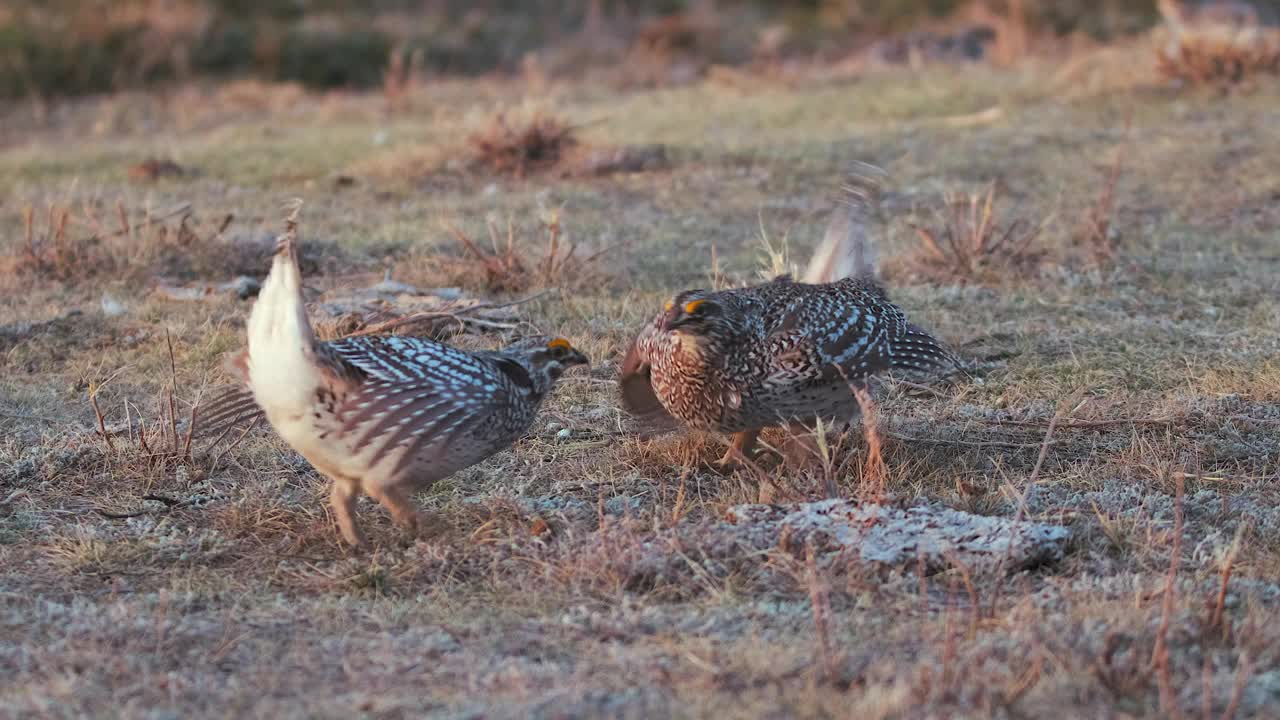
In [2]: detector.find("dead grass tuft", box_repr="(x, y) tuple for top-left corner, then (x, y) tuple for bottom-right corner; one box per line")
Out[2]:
(382, 44), (423, 116)
(6, 204), (92, 282)
(468, 111), (578, 178)
(620, 10), (719, 88)
(1075, 118), (1130, 266)
(903, 182), (1046, 283)
(88, 331), (200, 477)
(437, 211), (614, 294)
(1156, 31), (1280, 87)
(1155, 0), (1280, 87)
(1, 200), (344, 289)
(128, 157), (190, 182)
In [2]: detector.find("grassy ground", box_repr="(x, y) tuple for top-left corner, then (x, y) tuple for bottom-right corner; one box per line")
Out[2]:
(1, 59), (1279, 719)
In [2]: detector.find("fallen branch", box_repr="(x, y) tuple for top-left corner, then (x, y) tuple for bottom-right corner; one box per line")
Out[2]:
(342, 288), (554, 337)
(94, 493), (192, 520)
(0, 411), (67, 424)
(94, 508), (149, 520)
(986, 416), (1180, 430)
(883, 431), (1050, 450)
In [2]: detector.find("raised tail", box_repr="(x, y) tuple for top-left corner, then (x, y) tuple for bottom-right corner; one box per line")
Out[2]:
(802, 162), (885, 285)
(244, 201), (324, 419)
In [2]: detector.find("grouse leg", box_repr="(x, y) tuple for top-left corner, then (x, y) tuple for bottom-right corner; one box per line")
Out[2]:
(715, 428), (760, 470)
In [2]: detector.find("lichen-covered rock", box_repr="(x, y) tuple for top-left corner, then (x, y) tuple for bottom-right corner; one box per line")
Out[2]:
(725, 499), (1072, 574)
(570, 499), (1071, 593)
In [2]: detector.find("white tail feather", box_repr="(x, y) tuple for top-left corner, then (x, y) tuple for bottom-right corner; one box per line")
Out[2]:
(803, 163), (885, 284)
(246, 205), (322, 420)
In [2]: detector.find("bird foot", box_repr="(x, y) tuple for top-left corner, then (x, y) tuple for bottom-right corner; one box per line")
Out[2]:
(707, 429), (762, 475)
(709, 453), (746, 475)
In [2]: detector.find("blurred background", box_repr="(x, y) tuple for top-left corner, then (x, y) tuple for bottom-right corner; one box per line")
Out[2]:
(9, 0), (1278, 100)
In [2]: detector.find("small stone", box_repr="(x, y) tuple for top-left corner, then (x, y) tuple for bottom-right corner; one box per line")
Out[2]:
(556, 428), (573, 441)
(101, 294), (126, 317)
(230, 276), (261, 299)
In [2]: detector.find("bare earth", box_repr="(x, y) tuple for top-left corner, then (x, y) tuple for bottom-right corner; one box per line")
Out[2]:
(1, 63), (1279, 719)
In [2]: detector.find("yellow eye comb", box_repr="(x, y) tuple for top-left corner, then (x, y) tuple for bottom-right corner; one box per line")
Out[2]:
(547, 337), (572, 351)
(684, 299), (706, 314)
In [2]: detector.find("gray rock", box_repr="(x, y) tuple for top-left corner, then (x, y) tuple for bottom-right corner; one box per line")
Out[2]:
(725, 499), (1071, 574)
(576, 499), (1071, 592)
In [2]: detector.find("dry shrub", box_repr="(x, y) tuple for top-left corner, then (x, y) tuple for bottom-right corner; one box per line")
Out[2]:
(904, 183), (1046, 282)
(467, 111), (578, 178)
(88, 331), (200, 480)
(462, 107), (669, 181)
(1156, 30), (1280, 86)
(1075, 124), (1129, 266)
(8, 205), (95, 282)
(211, 79), (309, 114)
(437, 211), (613, 295)
(128, 157), (189, 181)
(1154, 0), (1280, 86)
(382, 44), (422, 116)
(620, 10), (720, 88)
(2, 200), (309, 287)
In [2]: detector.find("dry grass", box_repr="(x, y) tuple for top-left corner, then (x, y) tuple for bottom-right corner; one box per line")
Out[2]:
(127, 157), (190, 181)
(381, 44), (422, 116)
(6, 204), (86, 281)
(903, 182), (1047, 282)
(1075, 121), (1130, 266)
(433, 210), (615, 295)
(0, 198), (357, 292)
(4, 202), (216, 283)
(1156, 30), (1280, 87)
(2, 63), (1280, 719)
(618, 9), (720, 88)
(1154, 0), (1280, 87)
(467, 110), (579, 178)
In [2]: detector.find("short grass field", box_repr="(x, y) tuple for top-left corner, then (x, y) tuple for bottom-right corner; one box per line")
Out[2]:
(2, 57), (1279, 718)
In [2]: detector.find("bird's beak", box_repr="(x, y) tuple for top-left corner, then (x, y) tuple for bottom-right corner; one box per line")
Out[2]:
(567, 349), (590, 367)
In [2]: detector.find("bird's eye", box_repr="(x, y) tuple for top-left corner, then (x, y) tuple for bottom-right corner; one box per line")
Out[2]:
(547, 337), (572, 359)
